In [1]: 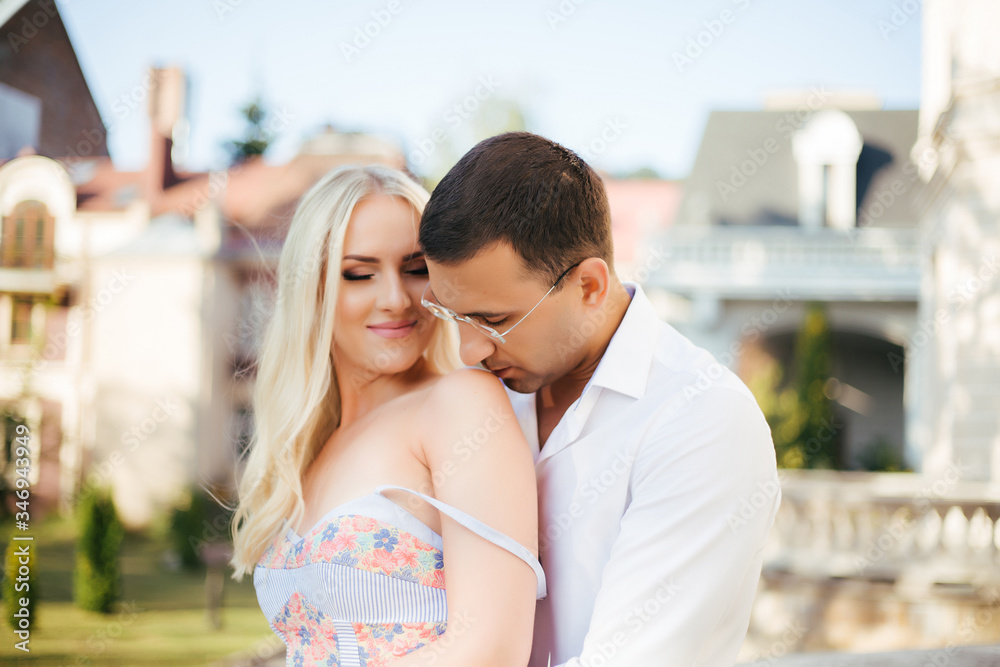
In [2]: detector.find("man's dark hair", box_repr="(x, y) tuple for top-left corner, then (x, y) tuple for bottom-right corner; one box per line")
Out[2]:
(419, 132), (613, 286)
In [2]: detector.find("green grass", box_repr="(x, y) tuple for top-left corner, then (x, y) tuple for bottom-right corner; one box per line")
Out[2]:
(0, 515), (279, 666)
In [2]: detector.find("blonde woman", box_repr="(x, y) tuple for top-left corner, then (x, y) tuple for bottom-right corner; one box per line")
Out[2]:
(230, 165), (545, 666)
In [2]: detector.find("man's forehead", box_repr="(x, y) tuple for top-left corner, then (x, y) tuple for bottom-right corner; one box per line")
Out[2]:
(427, 247), (536, 310)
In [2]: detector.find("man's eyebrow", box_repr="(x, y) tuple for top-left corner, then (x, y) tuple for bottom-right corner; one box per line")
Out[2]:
(343, 251), (425, 263)
(429, 289), (506, 319)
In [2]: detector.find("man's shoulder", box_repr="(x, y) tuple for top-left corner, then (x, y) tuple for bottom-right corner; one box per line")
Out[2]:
(645, 319), (759, 409)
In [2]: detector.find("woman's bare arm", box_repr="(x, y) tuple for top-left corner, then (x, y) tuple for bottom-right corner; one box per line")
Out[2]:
(391, 368), (539, 667)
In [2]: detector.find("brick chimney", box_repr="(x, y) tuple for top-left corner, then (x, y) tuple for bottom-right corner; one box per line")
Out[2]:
(146, 66), (184, 206)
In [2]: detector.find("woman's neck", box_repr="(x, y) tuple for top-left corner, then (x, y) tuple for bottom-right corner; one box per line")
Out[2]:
(336, 356), (433, 427)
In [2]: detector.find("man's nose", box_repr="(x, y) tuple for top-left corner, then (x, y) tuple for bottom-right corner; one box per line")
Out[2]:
(457, 325), (497, 367)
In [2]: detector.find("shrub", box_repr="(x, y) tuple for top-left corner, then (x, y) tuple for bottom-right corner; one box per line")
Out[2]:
(857, 435), (910, 472)
(749, 302), (842, 469)
(169, 486), (233, 571)
(74, 486), (123, 613)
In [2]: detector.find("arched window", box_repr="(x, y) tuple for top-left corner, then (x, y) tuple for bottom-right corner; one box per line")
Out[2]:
(1, 200), (54, 269)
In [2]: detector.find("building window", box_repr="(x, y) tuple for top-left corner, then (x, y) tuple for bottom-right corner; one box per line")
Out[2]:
(821, 164), (832, 227)
(1, 200), (54, 269)
(11, 296), (33, 344)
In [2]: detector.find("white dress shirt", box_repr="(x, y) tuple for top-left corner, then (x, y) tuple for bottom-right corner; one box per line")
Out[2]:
(505, 283), (780, 667)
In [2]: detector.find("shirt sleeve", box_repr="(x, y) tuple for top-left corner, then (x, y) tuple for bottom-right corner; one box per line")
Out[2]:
(552, 387), (781, 667)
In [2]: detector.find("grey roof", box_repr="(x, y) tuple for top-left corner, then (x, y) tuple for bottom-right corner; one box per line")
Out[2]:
(677, 109), (920, 228)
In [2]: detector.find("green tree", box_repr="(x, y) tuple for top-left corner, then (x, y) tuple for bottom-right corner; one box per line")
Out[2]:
(793, 303), (838, 468)
(225, 96), (274, 165)
(74, 486), (123, 613)
(750, 303), (840, 469)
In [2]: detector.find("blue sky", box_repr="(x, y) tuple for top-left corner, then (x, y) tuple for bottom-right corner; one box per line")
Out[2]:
(59, 0), (922, 179)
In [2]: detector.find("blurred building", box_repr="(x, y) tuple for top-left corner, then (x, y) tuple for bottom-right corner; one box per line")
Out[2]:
(643, 0), (1000, 657)
(649, 100), (920, 471)
(603, 176), (681, 280)
(0, 0), (406, 525)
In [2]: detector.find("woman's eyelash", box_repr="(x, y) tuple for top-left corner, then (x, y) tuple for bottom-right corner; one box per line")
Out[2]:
(342, 266), (425, 281)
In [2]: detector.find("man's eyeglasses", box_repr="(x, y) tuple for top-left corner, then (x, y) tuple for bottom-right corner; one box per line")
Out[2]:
(420, 262), (581, 344)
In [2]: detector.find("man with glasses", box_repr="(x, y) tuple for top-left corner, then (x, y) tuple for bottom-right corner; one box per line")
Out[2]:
(418, 132), (780, 667)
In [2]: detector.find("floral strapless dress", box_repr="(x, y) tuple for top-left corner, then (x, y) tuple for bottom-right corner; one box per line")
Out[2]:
(254, 484), (547, 666)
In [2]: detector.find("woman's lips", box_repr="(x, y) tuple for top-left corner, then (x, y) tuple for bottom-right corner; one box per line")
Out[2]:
(368, 320), (418, 339)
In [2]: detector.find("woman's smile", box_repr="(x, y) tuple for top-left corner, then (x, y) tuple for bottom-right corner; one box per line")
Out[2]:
(367, 319), (418, 338)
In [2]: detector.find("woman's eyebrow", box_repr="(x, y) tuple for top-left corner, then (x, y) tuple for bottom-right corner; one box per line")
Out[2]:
(342, 251), (424, 263)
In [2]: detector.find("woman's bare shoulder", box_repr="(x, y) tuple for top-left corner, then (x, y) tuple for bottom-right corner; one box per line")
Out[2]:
(421, 367), (509, 415)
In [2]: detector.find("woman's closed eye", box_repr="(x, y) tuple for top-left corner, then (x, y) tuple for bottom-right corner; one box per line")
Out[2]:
(404, 260), (428, 277)
(341, 262), (427, 281)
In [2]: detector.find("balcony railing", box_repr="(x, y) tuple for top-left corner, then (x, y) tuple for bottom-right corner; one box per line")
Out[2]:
(645, 226), (922, 300)
(765, 470), (1000, 590)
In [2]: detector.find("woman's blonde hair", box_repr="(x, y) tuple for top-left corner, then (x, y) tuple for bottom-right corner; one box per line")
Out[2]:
(230, 164), (459, 580)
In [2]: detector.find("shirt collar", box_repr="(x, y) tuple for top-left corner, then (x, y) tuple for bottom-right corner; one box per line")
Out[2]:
(575, 281), (658, 404)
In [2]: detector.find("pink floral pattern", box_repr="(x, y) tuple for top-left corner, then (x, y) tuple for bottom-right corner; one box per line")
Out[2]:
(258, 512), (450, 665)
(354, 621), (447, 666)
(270, 592), (342, 666)
(258, 514), (445, 586)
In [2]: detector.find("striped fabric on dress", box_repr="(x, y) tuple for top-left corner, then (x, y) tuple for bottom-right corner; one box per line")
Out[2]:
(254, 484), (546, 667)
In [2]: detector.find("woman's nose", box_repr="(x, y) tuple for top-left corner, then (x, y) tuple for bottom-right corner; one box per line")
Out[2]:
(377, 273), (411, 312)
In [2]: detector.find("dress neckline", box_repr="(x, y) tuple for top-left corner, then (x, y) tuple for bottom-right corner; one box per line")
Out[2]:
(285, 490), (440, 544)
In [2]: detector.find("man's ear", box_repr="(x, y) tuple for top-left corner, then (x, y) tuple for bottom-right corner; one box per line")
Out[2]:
(576, 257), (611, 307)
